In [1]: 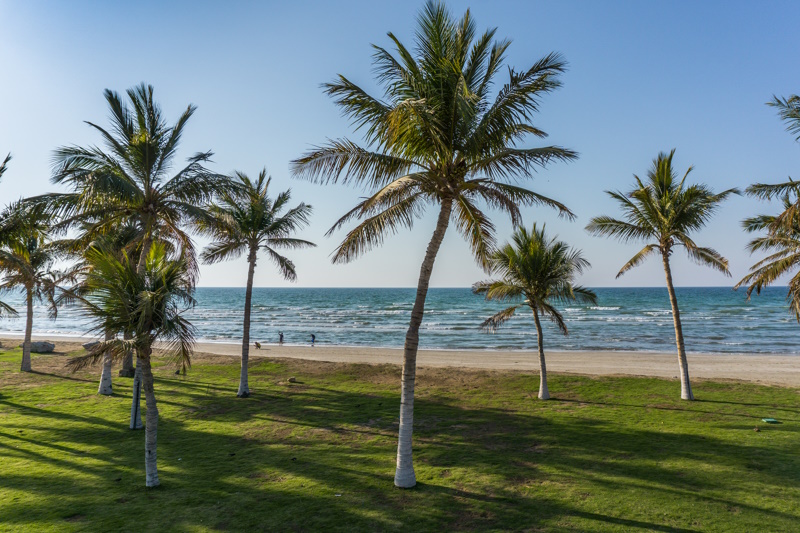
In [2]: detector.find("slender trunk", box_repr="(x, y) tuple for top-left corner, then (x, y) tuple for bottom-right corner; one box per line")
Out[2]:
(98, 329), (114, 395)
(238, 246), (257, 398)
(662, 250), (693, 401)
(394, 199), (452, 489)
(136, 235), (153, 277)
(130, 354), (144, 429)
(532, 308), (549, 400)
(120, 330), (134, 377)
(119, 351), (135, 377)
(140, 348), (159, 487)
(20, 287), (33, 372)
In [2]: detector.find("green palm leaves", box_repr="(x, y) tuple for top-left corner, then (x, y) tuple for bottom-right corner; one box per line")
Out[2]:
(586, 150), (737, 276)
(49, 83), (226, 272)
(292, 1), (576, 266)
(475, 224), (596, 333)
(67, 243), (196, 372)
(737, 95), (800, 319)
(197, 170), (315, 279)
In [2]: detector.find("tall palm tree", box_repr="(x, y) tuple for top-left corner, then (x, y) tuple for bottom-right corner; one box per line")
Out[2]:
(68, 243), (195, 487)
(586, 150), (737, 400)
(736, 95), (800, 314)
(45, 83), (222, 423)
(0, 202), (77, 372)
(196, 169), (314, 397)
(291, 1), (576, 487)
(474, 224), (596, 399)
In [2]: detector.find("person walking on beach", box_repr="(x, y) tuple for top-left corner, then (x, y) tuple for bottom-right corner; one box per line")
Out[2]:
(310, 334), (315, 347)
(279, 332), (284, 345)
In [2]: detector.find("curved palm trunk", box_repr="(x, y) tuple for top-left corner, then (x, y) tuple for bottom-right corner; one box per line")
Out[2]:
(532, 308), (549, 400)
(139, 348), (159, 487)
(394, 199), (452, 489)
(238, 247), (257, 398)
(661, 250), (694, 401)
(98, 329), (114, 395)
(129, 354), (144, 429)
(20, 287), (33, 372)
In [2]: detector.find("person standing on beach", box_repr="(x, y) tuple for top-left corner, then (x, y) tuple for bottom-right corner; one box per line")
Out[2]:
(310, 334), (315, 347)
(279, 332), (284, 345)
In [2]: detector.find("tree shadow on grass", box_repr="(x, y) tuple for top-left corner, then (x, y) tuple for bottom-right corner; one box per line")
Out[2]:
(1, 368), (799, 531)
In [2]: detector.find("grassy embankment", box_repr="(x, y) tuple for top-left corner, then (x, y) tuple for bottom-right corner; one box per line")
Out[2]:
(0, 345), (798, 532)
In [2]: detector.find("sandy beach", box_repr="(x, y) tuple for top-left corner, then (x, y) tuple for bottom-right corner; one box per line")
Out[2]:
(4, 333), (800, 387)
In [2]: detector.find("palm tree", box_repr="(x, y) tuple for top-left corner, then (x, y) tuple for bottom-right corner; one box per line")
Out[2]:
(743, 96), (800, 230)
(586, 150), (737, 400)
(44, 83), (222, 426)
(0, 202), (77, 372)
(46, 82), (224, 341)
(736, 194), (800, 317)
(60, 222), (142, 395)
(473, 224), (596, 399)
(291, 2), (576, 487)
(196, 170), (314, 397)
(736, 95), (800, 314)
(68, 243), (195, 487)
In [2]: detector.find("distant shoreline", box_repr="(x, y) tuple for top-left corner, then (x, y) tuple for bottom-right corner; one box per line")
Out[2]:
(7, 334), (800, 388)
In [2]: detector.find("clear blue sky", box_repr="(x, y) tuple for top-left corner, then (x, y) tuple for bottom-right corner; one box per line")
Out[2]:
(1, 1), (798, 288)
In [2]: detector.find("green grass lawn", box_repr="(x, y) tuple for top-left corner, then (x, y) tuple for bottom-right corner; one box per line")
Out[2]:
(0, 347), (798, 532)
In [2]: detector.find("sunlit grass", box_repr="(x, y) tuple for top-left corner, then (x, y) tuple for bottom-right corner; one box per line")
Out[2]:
(0, 347), (798, 531)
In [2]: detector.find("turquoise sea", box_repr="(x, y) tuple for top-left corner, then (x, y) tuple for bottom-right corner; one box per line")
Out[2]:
(0, 286), (798, 354)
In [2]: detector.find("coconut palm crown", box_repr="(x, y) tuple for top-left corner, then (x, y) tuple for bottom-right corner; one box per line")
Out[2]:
(474, 224), (596, 399)
(743, 96), (800, 231)
(46, 83), (227, 276)
(737, 95), (800, 317)
(196, 169), (314, 397)
(736, 194), (800, 319)
(291, 1), (576, 488)
(586, 149), (738, 400)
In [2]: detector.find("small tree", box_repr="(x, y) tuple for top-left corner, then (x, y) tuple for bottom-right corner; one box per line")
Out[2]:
(474, 224), (596, 399)
(0, 202), (76, 372)
(586, 150), (737, 400)
(197, 170), (314, 397)
(68, 243), (196, 487)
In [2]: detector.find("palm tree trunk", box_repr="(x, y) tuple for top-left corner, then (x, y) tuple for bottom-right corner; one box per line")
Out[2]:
(139, 347), (160, 487)
(238, 246), (257, 398)
(532, 308), (549, 400)
(129, 353), (144, 429)
(119, 350), (135, 377)
(98, 329), (114, 395)
(661, 250), (694, 401)
(136, 235), (153, 276)
(20, 287), (33, 372)
(394, 199), (452, 489)
(119, 331), (134, 377)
